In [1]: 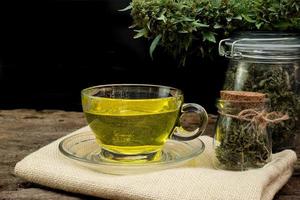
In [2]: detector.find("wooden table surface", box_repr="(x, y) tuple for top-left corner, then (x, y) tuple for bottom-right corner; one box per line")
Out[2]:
(0, 109), (299, 200)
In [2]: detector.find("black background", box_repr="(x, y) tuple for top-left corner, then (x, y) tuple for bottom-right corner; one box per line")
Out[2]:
(0, 0), (228, 113)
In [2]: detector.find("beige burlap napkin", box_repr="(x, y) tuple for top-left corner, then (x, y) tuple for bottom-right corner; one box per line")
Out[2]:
(15, 126), (297, 200)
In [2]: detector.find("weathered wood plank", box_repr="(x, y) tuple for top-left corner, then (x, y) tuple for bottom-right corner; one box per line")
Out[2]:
(0, 109), (92, 199)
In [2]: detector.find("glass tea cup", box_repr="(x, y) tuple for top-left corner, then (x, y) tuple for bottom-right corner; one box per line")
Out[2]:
(81, 84), (208, 162)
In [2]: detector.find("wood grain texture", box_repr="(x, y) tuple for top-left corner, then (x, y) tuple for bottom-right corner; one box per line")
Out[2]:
(0, 109), (298, 200)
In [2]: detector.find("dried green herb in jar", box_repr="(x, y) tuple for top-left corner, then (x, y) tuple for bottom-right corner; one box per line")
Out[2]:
(214, 91), (289, 171)
(215, 114), (270, 170)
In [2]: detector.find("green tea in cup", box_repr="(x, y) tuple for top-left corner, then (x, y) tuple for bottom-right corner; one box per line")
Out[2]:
(82, 84), (208, 162)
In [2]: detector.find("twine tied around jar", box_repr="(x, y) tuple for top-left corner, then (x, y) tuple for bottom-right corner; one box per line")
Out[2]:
(218, 109), (289, 132)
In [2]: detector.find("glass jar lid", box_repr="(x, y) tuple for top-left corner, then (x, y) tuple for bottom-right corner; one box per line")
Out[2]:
(219, 32), (300, 61)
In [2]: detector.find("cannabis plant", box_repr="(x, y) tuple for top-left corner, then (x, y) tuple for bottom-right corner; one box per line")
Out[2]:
(123, 0), (300, 65)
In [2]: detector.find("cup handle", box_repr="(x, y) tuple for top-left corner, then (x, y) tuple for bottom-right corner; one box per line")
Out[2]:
(171, 103), (208, 141)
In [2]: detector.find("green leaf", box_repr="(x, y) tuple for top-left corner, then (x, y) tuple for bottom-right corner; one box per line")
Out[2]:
(194, 22), (210, 28)
(268, 7), (276, 12)
(129, 24), (136, 29)
(202, 31), (216, 43)
(241, 14), (256, 23)
(149, 34), (162, 59)
(296, 4), (299, 12)
(181, 17), (194, 22)
(157, 14), (167, 23)
(196, 7), (204, 12)
(255, 22), (264, 29)
(226, 17), (232, 22)
(133, 29), (147, 39)
(118, 4), (132, 12)
(178, 30), (189, 33)
(213, 23), (223, 29)
(147, 21), (151, 31)
(232, 15), (242, 20)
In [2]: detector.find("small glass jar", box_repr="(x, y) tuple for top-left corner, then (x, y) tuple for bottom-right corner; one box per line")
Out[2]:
(219, 32), (300, 155)
(213, 99), (272, 171)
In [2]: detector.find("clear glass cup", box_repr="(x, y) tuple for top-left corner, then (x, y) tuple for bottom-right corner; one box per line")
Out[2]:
(81, 84), (208, 162)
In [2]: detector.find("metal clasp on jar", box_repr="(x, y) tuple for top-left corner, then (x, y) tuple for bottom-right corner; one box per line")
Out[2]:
(218, 38), (293, 59)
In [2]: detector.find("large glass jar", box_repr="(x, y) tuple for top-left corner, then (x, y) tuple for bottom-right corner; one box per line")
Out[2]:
(219, 32), (300, 151)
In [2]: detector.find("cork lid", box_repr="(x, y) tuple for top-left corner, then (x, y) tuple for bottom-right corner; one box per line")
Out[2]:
(220, 90), (266, 102)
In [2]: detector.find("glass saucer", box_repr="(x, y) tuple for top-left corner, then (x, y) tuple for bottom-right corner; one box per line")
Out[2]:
(58, 131), (205, 175)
